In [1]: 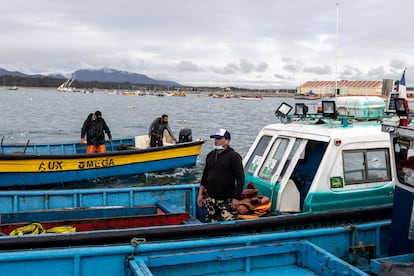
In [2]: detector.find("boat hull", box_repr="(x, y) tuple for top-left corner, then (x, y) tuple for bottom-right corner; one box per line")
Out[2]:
(0, 140), (204, 187)
(0, 204), (189, 235)
(0, 184), (392, 250)
(0, 221), (391, 275)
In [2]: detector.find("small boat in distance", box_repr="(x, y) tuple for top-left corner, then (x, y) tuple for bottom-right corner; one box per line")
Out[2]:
(294, 89), (321, 100)
(121, 90), (141, 96)
(213, 93), (233, 99)
(239, 95), (262, 100)
(57, 77), (75, 92)
(5, 86), (18, 90)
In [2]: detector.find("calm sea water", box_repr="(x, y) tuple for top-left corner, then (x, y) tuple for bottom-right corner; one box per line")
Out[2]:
(0, 88), (311, 188)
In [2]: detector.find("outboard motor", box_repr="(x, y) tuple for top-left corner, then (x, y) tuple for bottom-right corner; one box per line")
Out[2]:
(178, 128), (192, 143)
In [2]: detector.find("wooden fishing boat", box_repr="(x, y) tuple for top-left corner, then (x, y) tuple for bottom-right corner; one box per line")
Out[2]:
(0, 183), (392, 250)
(0, 134), (204, 187)
(0, 203), (189, 235)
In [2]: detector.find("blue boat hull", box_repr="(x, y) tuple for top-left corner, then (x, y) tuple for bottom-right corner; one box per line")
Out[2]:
(0, 155), (197, 187)
(0, 184), (392, 251)
(0, 221), (391, 275)
(0, 139), (204, 187)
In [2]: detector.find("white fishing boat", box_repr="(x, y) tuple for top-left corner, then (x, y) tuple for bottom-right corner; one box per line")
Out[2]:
(5, 86), (18, 91)
(239, 95), (263, 100)
(243, 96), (396, 214)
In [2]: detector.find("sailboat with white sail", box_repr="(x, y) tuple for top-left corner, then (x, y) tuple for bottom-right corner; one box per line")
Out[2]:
(57, 77), (75, 92)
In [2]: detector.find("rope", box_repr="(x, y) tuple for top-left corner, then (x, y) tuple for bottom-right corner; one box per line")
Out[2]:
(130, 237), (146, 256)
(9, 223), (76, 236)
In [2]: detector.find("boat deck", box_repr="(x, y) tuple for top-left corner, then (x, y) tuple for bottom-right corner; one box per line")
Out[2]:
(0, 201), (191, 235)
(0, 138), (135, 155)
(128, 239), (365, 275)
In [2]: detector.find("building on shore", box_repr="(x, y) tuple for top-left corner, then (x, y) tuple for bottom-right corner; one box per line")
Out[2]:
(297, 79), (402, 97)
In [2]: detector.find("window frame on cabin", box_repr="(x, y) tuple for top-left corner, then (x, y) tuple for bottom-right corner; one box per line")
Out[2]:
(342, 148), (391, 185)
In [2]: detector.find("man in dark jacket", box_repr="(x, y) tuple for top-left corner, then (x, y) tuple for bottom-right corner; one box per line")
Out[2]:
(197, 128), (245, 222)
(81, 111), (112, 153)
(148, 114), (177, 147)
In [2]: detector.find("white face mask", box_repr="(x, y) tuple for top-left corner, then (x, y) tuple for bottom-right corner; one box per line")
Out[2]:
(214, 145), (224, 151)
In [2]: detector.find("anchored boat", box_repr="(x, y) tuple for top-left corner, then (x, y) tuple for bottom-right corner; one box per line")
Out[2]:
(244, 96), (395, 215)
(0, 184), (392, 250)
(0, 203), (189, 235)
(0, 221), (391, 275)
(0, 131), (204, 187)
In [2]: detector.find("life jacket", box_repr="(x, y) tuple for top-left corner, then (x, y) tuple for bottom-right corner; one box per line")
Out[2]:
(237, 182), (271, 219)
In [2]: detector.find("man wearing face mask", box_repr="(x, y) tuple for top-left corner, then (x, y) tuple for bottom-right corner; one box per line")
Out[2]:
(197, 128), (245, 222)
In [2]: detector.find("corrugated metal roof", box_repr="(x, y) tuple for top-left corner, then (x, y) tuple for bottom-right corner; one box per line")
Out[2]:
(300, 80), (382, 88)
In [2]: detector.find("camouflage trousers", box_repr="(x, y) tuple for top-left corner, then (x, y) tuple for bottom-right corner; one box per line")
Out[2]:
(204, 196), (237, 222)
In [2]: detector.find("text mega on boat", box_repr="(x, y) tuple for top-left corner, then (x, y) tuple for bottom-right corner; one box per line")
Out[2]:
(0, 129), (204, 187)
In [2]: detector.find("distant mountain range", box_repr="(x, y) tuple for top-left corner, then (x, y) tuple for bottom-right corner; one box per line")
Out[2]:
(0, 68), (181, 86)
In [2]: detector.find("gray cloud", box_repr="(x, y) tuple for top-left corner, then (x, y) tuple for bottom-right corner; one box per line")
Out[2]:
(303, 66), (332, 75)
(177, 61), (201, 72)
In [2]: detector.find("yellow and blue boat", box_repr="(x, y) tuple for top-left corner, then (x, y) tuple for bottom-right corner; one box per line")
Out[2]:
(0, 134), (204, 187)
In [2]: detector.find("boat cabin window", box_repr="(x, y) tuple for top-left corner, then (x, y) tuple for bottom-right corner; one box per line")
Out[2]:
(393, 138), (414, 187)
(279, 139), (302, 178)
(245, 135), (272, 175)
(343, 148), (391, 185)
(259, 138), (289, 180)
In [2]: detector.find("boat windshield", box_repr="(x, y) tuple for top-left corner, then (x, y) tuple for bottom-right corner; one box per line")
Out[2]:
(245, 134), (327, 186)
(245, 135), (272, 175)
(258, 138), (290, 180)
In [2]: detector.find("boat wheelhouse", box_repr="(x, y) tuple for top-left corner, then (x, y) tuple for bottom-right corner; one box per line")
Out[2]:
(243, 96), (396, 214)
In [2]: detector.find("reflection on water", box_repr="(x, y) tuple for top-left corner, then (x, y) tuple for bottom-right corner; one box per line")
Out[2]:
(0, 88), (299, 189)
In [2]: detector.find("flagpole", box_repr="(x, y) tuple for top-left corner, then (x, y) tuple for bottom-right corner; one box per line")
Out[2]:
(335, 2), (339, 98)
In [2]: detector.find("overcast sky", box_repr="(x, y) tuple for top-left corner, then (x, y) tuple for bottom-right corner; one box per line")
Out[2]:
(1, 0), (412, 88)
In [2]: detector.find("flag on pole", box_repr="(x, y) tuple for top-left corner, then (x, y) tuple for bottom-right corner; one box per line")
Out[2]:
(399, 69), (407, 99)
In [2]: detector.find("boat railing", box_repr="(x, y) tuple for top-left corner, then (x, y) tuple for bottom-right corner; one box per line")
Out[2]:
(276, 113), (398, 127)
(274, 99), (400, 126)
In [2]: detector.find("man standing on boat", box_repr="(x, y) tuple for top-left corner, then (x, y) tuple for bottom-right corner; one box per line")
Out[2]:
(148, 114), (177, 147)
(197, 128), (245, 222)
(81, 111), (112, 153)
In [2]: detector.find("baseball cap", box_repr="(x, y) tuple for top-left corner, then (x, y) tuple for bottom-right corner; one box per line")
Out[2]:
(210, 128), (231, 139)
